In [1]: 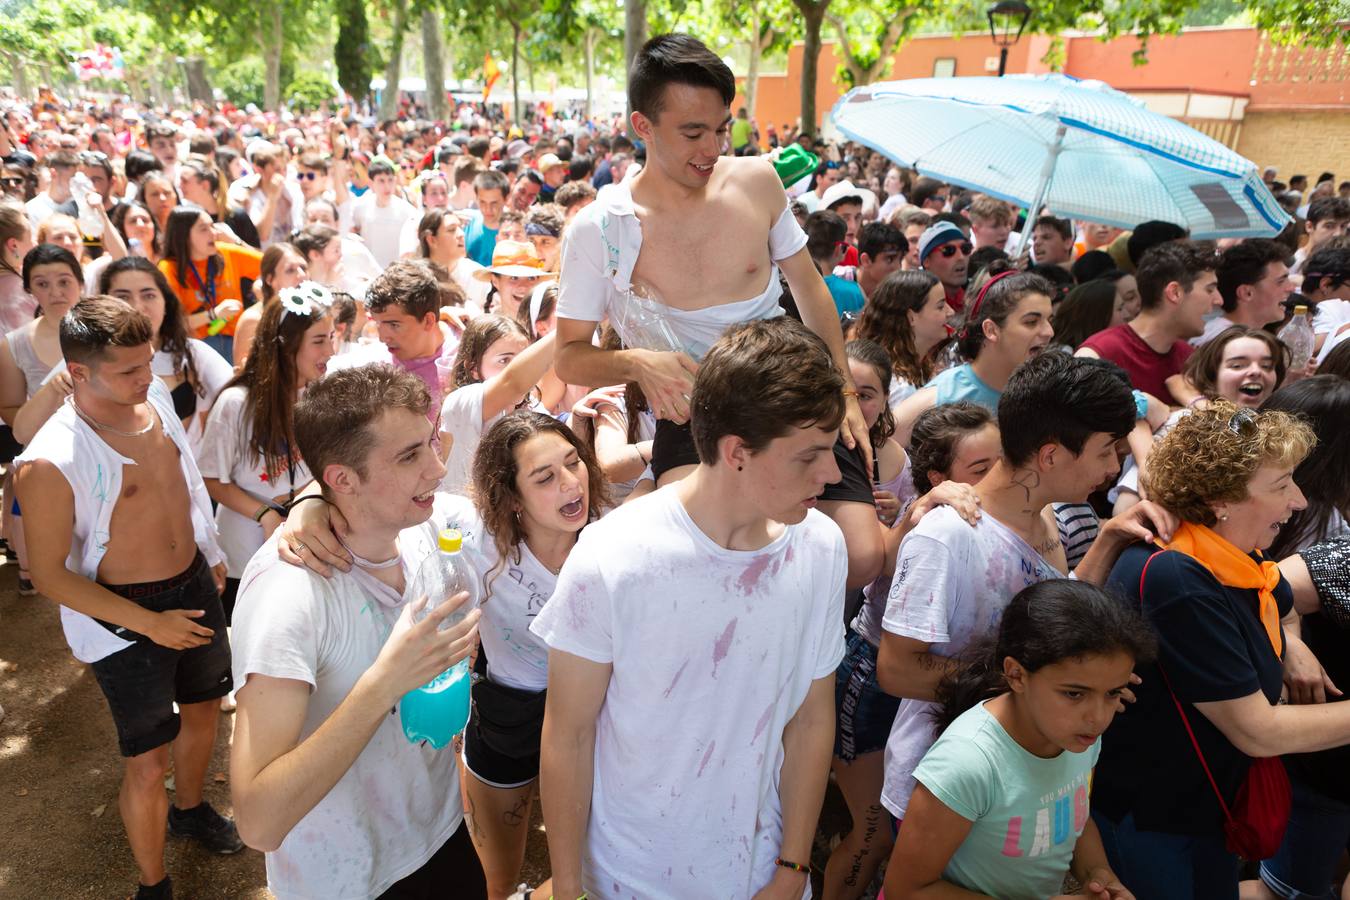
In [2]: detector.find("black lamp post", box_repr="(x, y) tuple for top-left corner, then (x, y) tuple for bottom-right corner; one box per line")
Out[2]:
(987, 0), (1032, 77)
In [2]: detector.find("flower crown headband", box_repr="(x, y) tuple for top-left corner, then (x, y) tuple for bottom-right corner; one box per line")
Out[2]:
(278, 281), (335, 321)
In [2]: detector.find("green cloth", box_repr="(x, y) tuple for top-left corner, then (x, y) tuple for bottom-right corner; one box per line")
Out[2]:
(730, 118), (753, 150)
(913, 702), (1100, 900)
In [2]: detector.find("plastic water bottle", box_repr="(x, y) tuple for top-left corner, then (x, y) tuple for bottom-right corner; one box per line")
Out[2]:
(71, 172), (104, 239)
(399, 529), (480, 749)
(1278, 304), (1314, 372)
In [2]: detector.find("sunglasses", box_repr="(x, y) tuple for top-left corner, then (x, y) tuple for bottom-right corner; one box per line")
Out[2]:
(296, 171), (319, 181)
(938, 241), (973, 258)
(1228, 408), (1258, 438)
(1, 177), (23, 187)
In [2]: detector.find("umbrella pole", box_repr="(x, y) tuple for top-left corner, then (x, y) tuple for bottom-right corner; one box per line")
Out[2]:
(1013, 124), (1067, 260)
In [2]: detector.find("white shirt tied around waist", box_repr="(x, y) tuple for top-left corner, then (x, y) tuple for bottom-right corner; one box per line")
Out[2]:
(556, 180), (808, 359)
(15, 379), (226, 663)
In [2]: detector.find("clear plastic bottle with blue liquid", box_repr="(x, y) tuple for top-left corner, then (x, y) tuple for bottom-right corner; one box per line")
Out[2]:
(399, 529), (479, 749)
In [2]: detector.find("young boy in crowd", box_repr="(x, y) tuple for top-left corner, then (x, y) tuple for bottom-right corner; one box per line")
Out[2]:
(17, 297), (239, 900)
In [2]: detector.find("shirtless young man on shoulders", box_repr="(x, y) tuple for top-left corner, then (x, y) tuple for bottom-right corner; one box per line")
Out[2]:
(553, 34), (869, 485)
(16, 296), (239, 900)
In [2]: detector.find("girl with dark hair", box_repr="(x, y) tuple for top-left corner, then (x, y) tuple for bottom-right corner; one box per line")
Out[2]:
(1318, 338), (1350, 379)
(459, 411), (610, 899)
(6, 246), (82, 443)
(1113, 326), (1287, 516)
(158, 205), (262, 360)
(84, 201), (160, 295)
(100, 256), (233, 447)
(417, 207), (490, 310)
(884, 579), (1153, 900)
(198, 284), (335, 620)
(852, 270), (954, 407)
(1263, 375), (1350, 559)
(232, 242), (308, 368)
(139, 172), (178, 232)
(1050, 280), (1127, 351)
(1, 245), (82, 592)
(893, 266), (1056, 446)
(438, 315), (559, 494)
(907, 401), (1001, 497)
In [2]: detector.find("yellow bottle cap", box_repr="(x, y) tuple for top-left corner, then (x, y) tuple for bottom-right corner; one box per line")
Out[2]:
(1294, 305), (1308, 315)
(438, 529), (463, 552)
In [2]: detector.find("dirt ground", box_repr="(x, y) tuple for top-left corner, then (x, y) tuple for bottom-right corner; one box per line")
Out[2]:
(0, 564), (857, 899)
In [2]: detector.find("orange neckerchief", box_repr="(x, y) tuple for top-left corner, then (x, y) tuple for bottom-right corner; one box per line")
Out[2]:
(1165, 521), (1283, 657)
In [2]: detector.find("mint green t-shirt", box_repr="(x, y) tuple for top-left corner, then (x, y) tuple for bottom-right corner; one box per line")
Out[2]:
(913, 701), (1099, 900)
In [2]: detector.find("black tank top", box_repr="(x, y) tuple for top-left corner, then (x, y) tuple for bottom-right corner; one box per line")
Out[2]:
(170, 380), (196, 422)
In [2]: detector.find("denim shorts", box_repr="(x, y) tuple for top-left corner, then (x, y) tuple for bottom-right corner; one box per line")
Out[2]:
(90, 553), (232, 757)
(1259, 774), (1350, 900)
(834, 631), (900, 761)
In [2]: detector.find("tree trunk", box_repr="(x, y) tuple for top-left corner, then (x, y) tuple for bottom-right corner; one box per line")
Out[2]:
(798, 3), (826, 138)
(421, 6), (447, 122)
(184, 56), (214, 105)
(511, 22), (521, 124)
(745, 6), (763, 119)
(583, 27), (596, 120)
(379, 0), (408, 121)
(623, 0), (647, 135)
(7, 54), (28, 100)
(261, 5), (284, 111)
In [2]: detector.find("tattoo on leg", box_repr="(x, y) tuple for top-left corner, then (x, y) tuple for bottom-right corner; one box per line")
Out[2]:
(465, 791), (484, 843)
(502, 794), (529, 828)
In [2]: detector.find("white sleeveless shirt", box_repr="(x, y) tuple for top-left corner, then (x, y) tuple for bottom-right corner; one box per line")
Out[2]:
(15, 380), (226, 663)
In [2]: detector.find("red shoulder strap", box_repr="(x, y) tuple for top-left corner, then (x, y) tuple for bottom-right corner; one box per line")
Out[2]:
(1139, 549), (1235, 822)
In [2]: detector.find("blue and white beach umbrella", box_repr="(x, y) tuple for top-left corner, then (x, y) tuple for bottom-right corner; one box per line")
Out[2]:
(831, 74), (1290, 254)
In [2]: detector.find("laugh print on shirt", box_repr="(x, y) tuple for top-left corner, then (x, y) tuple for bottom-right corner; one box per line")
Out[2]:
(1001, 770), (1091, 858)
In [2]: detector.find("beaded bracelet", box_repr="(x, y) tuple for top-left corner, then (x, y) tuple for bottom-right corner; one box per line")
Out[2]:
(775, 856), (813, 876)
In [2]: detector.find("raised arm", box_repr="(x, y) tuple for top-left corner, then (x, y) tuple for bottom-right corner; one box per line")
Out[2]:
(480, 331), (559, 423)
(777, 245), (870, 472)
(231, 594), (479, 851)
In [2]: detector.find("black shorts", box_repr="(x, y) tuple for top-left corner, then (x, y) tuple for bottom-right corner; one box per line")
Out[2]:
(377, 821), (486, 900)
(90, 553), (233, 757)
(462, 678), (544, 789)
(651, 419), (875, 505)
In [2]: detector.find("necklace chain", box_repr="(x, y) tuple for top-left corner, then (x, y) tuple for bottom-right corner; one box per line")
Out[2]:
(338, 534), (402, 569)
(70, 398), (156, 437)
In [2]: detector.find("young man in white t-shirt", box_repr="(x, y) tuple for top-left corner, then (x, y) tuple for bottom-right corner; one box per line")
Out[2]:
(228, 364), (486, 899)
(533, 317), (848, 900)
(16, 297), (238, 900)
(350, 158), (418, 268)
(876, 353), (1176, 825)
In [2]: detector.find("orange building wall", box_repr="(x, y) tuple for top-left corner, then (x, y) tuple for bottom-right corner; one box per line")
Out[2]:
(734, 26), (1349, 175)
(736, 27), (1350, 124)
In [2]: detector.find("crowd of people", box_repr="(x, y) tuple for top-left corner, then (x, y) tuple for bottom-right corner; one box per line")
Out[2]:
(6, 30), (1350, 900)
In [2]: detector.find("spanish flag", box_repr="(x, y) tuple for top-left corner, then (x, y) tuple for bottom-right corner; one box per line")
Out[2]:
(483, 54), (501, 102)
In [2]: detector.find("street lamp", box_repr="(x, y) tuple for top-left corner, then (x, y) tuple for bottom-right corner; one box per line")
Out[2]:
(987, 0), (1032, 77)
